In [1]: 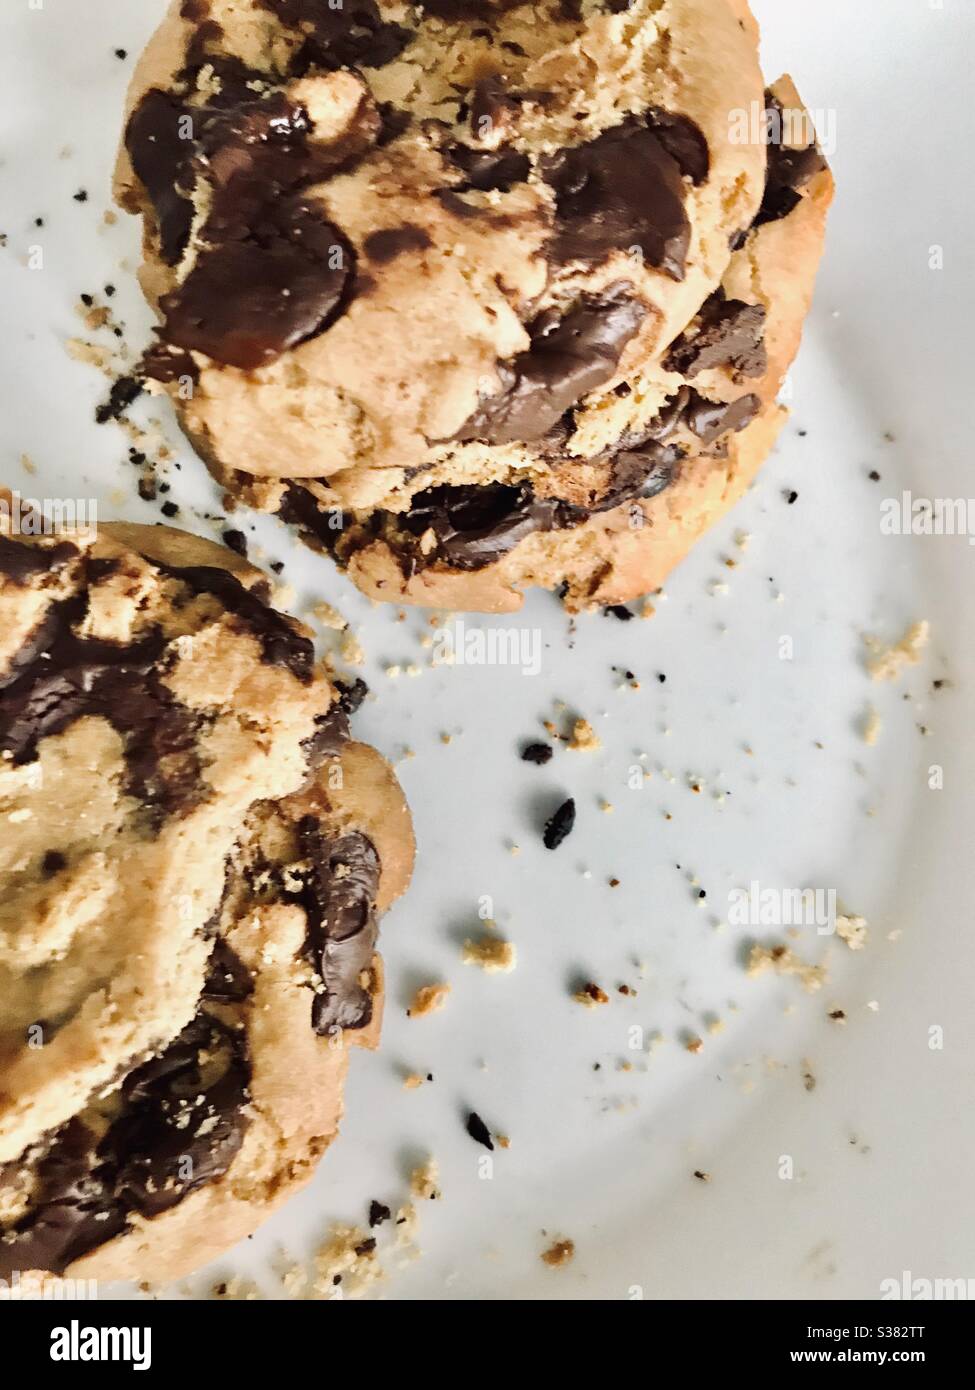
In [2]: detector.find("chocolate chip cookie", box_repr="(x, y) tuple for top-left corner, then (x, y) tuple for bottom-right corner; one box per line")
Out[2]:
(0, 520), (413, 1283)
(116, 2), (830, 610)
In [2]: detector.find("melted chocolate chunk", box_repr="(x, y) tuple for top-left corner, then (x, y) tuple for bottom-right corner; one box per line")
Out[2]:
(454, 285), (647, 445)
(0, 559), (311, 823)
(0, 600), (204, 823)
(128, 74), (379, 368)
(124, 89), (196, 265)
(0, 1119), (125, 1278)
(157, 562), (315, 681)
(363, 225), (432, 263)
(160, 197), (355, 371)
(663, 289), (767, 381)
(0, 535), (76, 585)
(399, 483), (582, 570)
(298, 674), (367, 766)
(0, 1015), (250, 1274)
(295, 820), (381, 1033)
(277, 485), (345, 557)
(260, 0), (413, 71)
(301, 704), (351, 766)
(542, 113), (705, 278)
(109, 1015), (250, 1218)
(202, 939), (254, 1003)
(755, 94), (827, 228)
(277, 378), (757, 573)
(444, 142), (531, 193)
(645, 108), (710, 186)
(684, 389), (760, 444)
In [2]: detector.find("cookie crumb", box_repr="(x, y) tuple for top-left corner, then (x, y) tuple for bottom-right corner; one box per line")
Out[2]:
(861, 705), (882, 745)
(410, 1158), (440, 1201)
(835, 914), (868, 951)
(463, 935), (516, 973)
(540, 1238), (575, 1268)
(311, 1224), (382, 1299)
(864, 620), (930, 681)
(313, 601), (348, 631)
(568, 718), (601, 752)
(573, 981), (609, 1008)
(747, 943), (827, 993)
(407, 983), (450, 1018)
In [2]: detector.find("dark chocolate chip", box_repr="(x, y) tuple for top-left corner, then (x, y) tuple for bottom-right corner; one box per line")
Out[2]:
(222, 528), (248, 557)
(398, 482), (583, 570)
(465, 1111), (494, 1151)
(202, 939), (254, 1003)
(454, 284), (647, 444)
(521, 742), (553, 765)
(543, 797), (576, 850)
(542, 113), (704, 278)
(95, 374), (143, 424)
(0, 1013), (250, 1274)
(368, 1199), (391, 1228)
(107, 1014), (250, 1218)
(663, 289), (767, 381)
(0, 1119), (126, 1278)
(603, 604), (634, 621)
(443, 142), (531, 193)
(159, 202), (355, 371)
(754, 93), (827, 228)
(683, 390), (760, 445)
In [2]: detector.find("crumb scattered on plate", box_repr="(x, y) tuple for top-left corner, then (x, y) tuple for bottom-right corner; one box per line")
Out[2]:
(407, 983), (451, 1018)
(463, 935), (517, 973)
(746, 944), (827, 993)
(864, 620), (930, 681)
(540, 1238), (575, 1268)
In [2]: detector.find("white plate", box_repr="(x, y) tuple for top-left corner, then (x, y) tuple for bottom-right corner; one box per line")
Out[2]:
(1, 0), (973, 1300)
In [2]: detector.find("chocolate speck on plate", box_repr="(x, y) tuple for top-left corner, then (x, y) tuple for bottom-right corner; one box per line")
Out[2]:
(368, 1200), (391, 1228)
(465, 1111), (494, 1151)
(543, 797), (576, 850)
(222, 529), (248, 558)
(521, 742), (553, 765)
